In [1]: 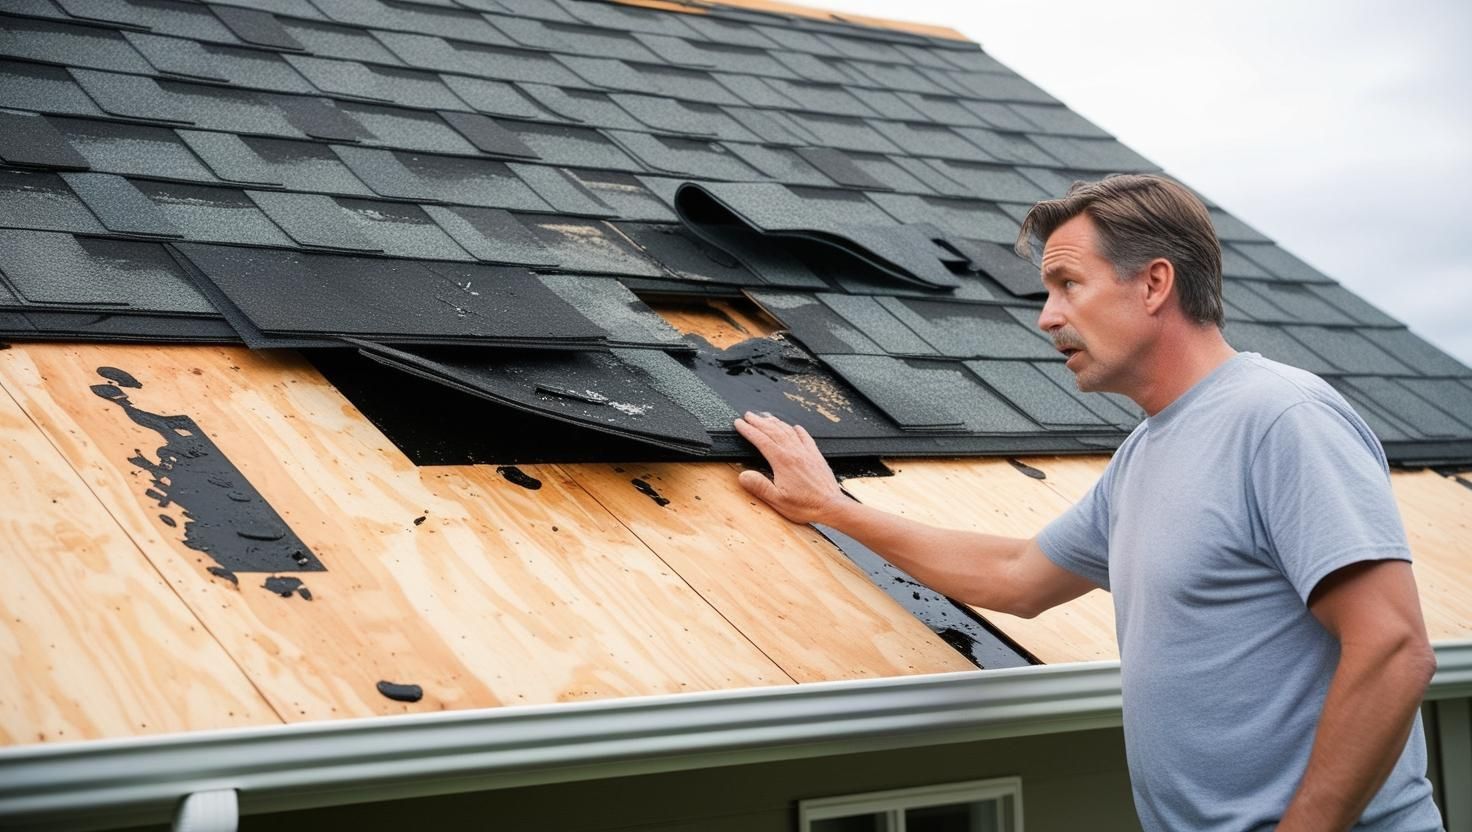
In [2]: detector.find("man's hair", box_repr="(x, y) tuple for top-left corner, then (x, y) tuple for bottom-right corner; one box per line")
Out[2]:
(1015, 174), (1225, 327)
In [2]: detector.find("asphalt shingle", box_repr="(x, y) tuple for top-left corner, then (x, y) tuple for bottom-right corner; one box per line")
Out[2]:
(61, 171), (179, 237)
(964, 359), (1106, 428)
(0, 110), (90, 170)
(246, 190), (379, 251)
(332, 145), (548, 209)
(0, 229), (213, 312)
(0, 167), (107, 234)
(422, 205), (557, 266)
(179, 131), (371, 193)
(880, 298), (1057, 359)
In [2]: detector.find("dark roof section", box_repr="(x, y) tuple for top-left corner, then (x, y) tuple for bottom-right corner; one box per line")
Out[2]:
(1, 0), (1468, 463)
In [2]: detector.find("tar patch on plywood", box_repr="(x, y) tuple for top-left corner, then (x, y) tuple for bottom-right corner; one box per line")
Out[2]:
(89, 366), (325, 575)
(376, 680), (423, 703)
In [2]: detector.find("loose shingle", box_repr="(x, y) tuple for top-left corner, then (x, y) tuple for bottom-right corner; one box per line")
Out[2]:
(617, 222), (761, 285)
(246, 191), (379, 251)
(613, 347), (740, 433)
(271, 93), (374, 141)
(0, 229), (214, 312)
(0, 167), (106, 234)
(135, 180), (294, 246)
(0, 16), (155, 74)
(880, 298), (1058, 359)
(0, 59), (102, 116)
(816, 293), (935, 356)
(210, 5), (302, 50)
(0, 111), (89, 170)
(1358, 328), (1470, 377)
(180, 131), (372, 193)
(965, 359), (1105, 427)
(1287, 326), (1414, 376)
(608, 131), (758, 179)
(944, 239), (1041, 297)
(422, 205), (558, 266)
(508, 163), (613, 216)
(332, 146), (548, 210)
(61, 172), (179, 236)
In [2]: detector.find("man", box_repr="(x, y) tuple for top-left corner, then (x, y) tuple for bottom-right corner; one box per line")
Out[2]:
(733, 175), (1442, 831)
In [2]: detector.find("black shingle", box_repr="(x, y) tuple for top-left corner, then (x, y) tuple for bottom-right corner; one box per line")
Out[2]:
(271, 93), (375, 141)
(285, 18), (401, 63)
(954, 127), (1058, 166)
(726, 143), (833, 187)
(1208, 208), (1270, 243)
(58, 0), (237, 41)
(519, 216), (663, 277)
(538, 274), (685, 344)
(210, 5), (303, 50)
(332, 145), (548, 209)
(134, 180), (294, 246)
(1342, 376), (1468, 438)
(556, 56), (740, 105)
(246, 190), (379, 251)
(0, 16), (153, 74)
(1224, 321), (1338, 375)
(337, 102), (475, 153)
(816, 293), (936, 356)
(61, 172), (179, 236)
(748, 290), (883, 354)
(287, 56), (464, 109)
(617, 222), (761, 285)
(868, 193), (1019, 244)
(493, 16), (659, 63)
(880, 298), (1057, 359)
(179, 131), (371, 193)
(576, 170), (676, 222)
(921, 159), (1048, 203)
(0, 167), (106, 234)
(944, 239), (1041, 297)
(442, 76), (548, 119)
(438, 111), (539, 158)
(1287, 326), (1414, 376)
(0, 59), (103, 116)
(762, 78), (875, 117)
(519, 84), (646, 130)
(609, 94), (760, 141)
(785, 112), (901, 154)
(0, 110), (89, 170)
(329, 196), (473, 260)
(122, 31), (231, 82)
(1032, 360), (1140, 430)
(0, 229), (214, 312)
(850, 89), (927, 122)
(1358, 328), (1470, 377)
(500, 120), (642, 171)
(70, 68), (193, 123)
(1221, 245), (1272, 279)
(794, 146), (889, 190)
(1232, 242), (1334, 283)
(964, 359), (1106, 428)
(508, 162), (614, 216)
(820, 354), (965, 431)
(419, 204), (553, 266)
(48, 118), (212, 182)
(608, 131), (757, 179)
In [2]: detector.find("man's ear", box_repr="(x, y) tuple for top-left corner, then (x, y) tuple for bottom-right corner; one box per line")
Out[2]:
(1141, 258), (1175, 316)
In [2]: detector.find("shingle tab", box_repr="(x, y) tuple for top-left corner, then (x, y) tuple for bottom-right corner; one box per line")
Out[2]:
(501, 120), (642, 171)
(820, 354), (964, 430)
(210, 5), (303, 50)
(794, 146), (889, 190)
(122, 31), (230, 82)
(271, 93), (374, 141)
(0, 229), (214, 312)
(577, 170), (676, 222)
(441, 75), (547, 119)
(179, 131), (370, 193)
(1306, 283), (1401, 328)
(61, 171), (179, 236)
(556, 55), (740, 105)
(618, 222), (762, 285)
(1358, 328), (1470, 377)
(136, 180), (294, 246)
(0, 167), (107, 234)
(725, 143), (832, 187)
(868, 193), (1020, 244)
(508, 162), (613, 216)
(953, 127), (1057, 166)
(1287, 326), (1414, 376)
(921, 159), (1048, 203)
(609, 94), (759, 141)
(520, 216), (663, 277)
(286, 18), (401, 63)
(748, 291), (883, 354)
(437, 111), (538, 158)
(608, 131), (758, 179)
(1396, 379), (1472, 427)
(816, 293), (935, 356)
(0, 111), (89, 170)
(70, 68), (194, 123)
(880, 298), (1057, 359)
(332, 145), (548, 210)
(785, 112), (901, 154)
(0, 15), (154, 74)
(1342, 376), (1468, 438)
(762, 78), (875, 117)
(1231, 242), (1334, 283)
(423, 205), (558, 266)
(337, 102), (475, 153)
(495, 16), (659, 62)
(247, 190), (379, 250)
(0, 59), (103, 116)
(59, 0), (237, 41)
(964, 359), (1105, 427)
(538, 274), (686, 344)
(329, 196), (473, 260)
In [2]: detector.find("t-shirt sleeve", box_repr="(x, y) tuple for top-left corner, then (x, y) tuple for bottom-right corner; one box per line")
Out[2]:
(1249, 399), (1412, 604)
(1037, 467), (1113, 591)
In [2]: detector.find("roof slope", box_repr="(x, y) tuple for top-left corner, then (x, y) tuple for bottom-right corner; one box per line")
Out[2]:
(1, 0), (1469, 462)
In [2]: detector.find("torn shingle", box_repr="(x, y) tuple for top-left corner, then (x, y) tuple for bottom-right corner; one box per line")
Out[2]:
(747, 291), (883, 354)
(612, 347), (740, 433)
(0, 167), (107, 234)
(964, 359), (1106, 427)
(0, 229), (214, 313)
(210, 5), (303, 50)
(133, 180), (294, 247)
(246, 191), (379, 251)
(61, 172), (179, 237)
(0, 111), (89, 170)
(423, 205), (558, 267)
(880, 298), (1058, 359)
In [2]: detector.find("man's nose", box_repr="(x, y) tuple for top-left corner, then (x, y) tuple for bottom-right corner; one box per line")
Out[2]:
(1037, 294), (1064, 333)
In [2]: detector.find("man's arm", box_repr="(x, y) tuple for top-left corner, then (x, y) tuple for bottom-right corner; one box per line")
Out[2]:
(733, 412), (1095, 618)
(1278, 559), (1437, 831)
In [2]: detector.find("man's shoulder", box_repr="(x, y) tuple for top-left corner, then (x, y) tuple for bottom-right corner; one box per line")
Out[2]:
(1210, 353), (1358, 429)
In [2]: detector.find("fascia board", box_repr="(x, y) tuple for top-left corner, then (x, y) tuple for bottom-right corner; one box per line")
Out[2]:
(3, 639), (1469, 831)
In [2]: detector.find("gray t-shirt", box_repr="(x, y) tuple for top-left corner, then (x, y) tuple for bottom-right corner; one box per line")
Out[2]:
(1038, 352), (1441, 831)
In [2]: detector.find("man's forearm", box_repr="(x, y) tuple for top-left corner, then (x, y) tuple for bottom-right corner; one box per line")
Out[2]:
(1278, 639), (1436, 830)
(821, 498), (1032, 615)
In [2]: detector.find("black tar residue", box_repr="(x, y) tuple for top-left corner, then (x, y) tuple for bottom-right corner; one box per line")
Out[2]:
(263, 575), (311, 600)
(631, 477), (670, 506)
(207, 566), (238, 586)
(831, 457), (895, 482)
(1007, 458), (1047, 480)
(376, 680), (423, 703)
(497, 465), (542, 490)
(712, 337), (813, 377)
(413, 515), (427, 525)
(90, 367), (325, 574)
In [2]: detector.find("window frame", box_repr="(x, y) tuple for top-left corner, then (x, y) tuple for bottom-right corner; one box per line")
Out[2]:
(797, 775), (1023, 832)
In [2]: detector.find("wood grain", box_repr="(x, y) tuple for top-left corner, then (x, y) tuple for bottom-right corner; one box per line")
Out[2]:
(0, 380), (279, 744)
(0, 344), (787, 735)
(1389, 470), (1472, 642)
(562, 462), (976, 680)
(843, 458), (1120, 664)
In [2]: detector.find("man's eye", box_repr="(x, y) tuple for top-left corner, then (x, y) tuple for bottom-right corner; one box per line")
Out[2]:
(1064, 280), (1079, 290)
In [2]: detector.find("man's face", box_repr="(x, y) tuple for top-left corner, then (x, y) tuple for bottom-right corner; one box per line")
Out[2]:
(1036, 214), (1151, 393)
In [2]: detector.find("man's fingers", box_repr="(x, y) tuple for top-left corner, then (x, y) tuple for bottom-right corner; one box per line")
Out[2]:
(737, 411), (801, 457)
(737, 469), (779, 505)
(794, 424), (821, 455)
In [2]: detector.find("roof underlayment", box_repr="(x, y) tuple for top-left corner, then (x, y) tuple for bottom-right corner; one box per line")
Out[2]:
(2, 0), (1470, 463)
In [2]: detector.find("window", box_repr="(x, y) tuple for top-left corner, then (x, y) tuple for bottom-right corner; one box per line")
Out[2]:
(799, 777), (1022, 832)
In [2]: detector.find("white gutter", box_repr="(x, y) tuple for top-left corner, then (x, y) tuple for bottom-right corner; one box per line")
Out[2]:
(2, 640), (1468, 832)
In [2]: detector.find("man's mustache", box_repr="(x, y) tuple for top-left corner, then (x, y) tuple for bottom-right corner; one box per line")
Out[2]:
(1051, 328), (1086, 352)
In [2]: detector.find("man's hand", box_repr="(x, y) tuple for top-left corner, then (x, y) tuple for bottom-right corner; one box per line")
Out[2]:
(732, 411), (847, 525)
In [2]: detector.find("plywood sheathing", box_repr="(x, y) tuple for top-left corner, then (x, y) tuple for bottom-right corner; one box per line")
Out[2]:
(0, 343), (972, 745)
(842, 457), (1120, 664)
(614, 0), (970, 41)
(648, 297), (782, 350)
(0, 380), (279, 744)
(845, 456), (1472, 663)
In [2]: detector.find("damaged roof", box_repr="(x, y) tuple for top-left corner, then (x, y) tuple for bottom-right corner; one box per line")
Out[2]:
(1, 0), (1470, 463)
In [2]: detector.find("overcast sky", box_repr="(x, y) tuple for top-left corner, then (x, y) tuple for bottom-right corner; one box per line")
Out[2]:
(801, 0), (1472, 364)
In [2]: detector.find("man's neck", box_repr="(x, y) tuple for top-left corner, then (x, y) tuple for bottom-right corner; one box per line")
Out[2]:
(1128, 326), (1239, 417)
